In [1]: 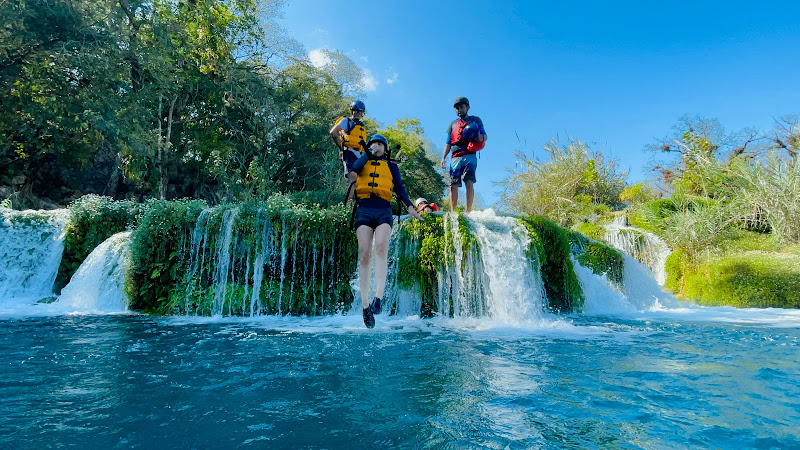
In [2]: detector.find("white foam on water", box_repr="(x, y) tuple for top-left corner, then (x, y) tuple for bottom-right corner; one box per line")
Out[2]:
(599, 305), (800, 328)
(163, 310), (618, 340)
(55, 232), (131, 314)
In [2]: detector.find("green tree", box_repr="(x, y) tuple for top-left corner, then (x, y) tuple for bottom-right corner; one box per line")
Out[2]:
(620, 183), (659, 207)
(1, 0), (132, 204)
(647, 115), (761, 197)
(379, 118), (447, 204)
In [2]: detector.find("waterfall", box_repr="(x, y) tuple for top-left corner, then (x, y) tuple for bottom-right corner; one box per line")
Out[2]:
(618, 252), (678, 309)
(467, 210), (547, 322)
(0, 203), (681, 319)
(576, 250), (678, 314)
(178, 206), (353, 317)
(390, 210), (547, 322)
(604, 216), (671, 285)
(573, 256), (637, 315)
(56, 232), (131, 313)
(0, 208), (68, 302)
(211, 208), (239, 316)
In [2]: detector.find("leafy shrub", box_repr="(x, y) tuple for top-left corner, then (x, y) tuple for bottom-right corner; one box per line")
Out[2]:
(500, 137), (626, 226)
(663, 249), (687, 293)
(628, 198), (678, 234)
(125, 199), (207, 313)
(56, 195), (137, 291)
(575, 222), (606, 242)
(620, 183), (658, 208)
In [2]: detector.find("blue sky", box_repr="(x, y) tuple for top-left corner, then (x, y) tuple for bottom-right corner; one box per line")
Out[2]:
(280, 1), (800, 206)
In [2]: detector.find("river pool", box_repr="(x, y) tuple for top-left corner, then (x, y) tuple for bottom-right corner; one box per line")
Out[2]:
(2, 309), (798, 448)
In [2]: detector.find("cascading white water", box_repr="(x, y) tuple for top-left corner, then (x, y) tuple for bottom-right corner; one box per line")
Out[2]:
(604, 216), (671, 285)
(211, 208), (239, 316)
(179, 207), (353, 317)
(460, 210), (547, 322)
(56, 232), (131, 313)
(390, 210), (548, 322)
(617, 252), (678, 309)
(0, 203), (684, 320)
(573, 256), (637, 315)
(0, 208), (68, 302)
(575, 251), (679, 314)
(438, 212), (490, 316)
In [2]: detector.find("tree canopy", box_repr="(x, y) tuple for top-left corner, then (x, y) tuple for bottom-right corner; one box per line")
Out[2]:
(0, 0), (444, 209)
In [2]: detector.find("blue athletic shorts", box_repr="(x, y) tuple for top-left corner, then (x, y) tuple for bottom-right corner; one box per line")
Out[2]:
(354, 206), (393, 230)
(449, 153), (478, 186)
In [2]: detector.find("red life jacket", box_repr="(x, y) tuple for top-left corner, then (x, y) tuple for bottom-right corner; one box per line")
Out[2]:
(450, 119), (470, 146)
(450, 119), (484, 155)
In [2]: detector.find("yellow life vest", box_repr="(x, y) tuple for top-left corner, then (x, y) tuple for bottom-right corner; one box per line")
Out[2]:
(336, 117), (367, 150)
(355, 159), (394, 202)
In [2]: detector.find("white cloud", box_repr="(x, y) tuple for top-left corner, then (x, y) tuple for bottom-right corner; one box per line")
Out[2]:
(386, 73), (399, 85)
(308, 48), (331, 68)
(360, 69), (378, 92)
(309, 48), (378, 92)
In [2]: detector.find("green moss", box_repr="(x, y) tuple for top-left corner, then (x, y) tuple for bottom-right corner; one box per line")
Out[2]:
(519, 219), (546, 263)
(56, 195), (137, 292)
(681, 252), (800, 308)
(576, 242), (624, 288)
(575, 222), (606, 242)
(520, 216), (584, 312)
(720, 230), (779, 253)
(396, 214), (445, 317)
(664, 249), (687, 293)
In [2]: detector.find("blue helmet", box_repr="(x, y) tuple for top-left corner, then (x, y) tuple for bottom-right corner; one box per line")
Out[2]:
(350, 100), (366, 112)
(366, 134), (388, 150)
(462, 123), (479, 141)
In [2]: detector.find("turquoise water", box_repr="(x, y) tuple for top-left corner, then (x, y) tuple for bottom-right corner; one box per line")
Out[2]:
(2, 312), (799, 448)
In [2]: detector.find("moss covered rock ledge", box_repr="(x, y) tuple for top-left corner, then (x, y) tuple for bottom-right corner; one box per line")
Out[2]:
(56, 195), (625, 316)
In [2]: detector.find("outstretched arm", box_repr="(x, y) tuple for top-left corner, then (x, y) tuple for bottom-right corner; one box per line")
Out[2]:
(390, 163), (422, 220)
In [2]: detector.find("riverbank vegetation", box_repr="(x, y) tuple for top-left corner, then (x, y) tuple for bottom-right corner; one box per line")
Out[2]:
(500, 115), (800, 308)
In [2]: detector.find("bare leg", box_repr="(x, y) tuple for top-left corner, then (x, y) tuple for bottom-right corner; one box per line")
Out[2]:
(449, 184), (459, 211)
(356, 225), (374, 309)
(372, 223), (392, 299)
(465, 180), (475, 213)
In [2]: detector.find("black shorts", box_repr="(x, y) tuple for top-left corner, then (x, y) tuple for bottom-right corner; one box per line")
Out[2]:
(354, 206), (393, 230)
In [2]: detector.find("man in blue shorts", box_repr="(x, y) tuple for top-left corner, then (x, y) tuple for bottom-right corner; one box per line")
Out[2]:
(440, 96), (487, 213)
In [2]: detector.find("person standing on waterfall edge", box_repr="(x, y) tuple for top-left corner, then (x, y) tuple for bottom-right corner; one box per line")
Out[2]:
(440, 96), (487, 213)
(352, 134), (422, 328)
